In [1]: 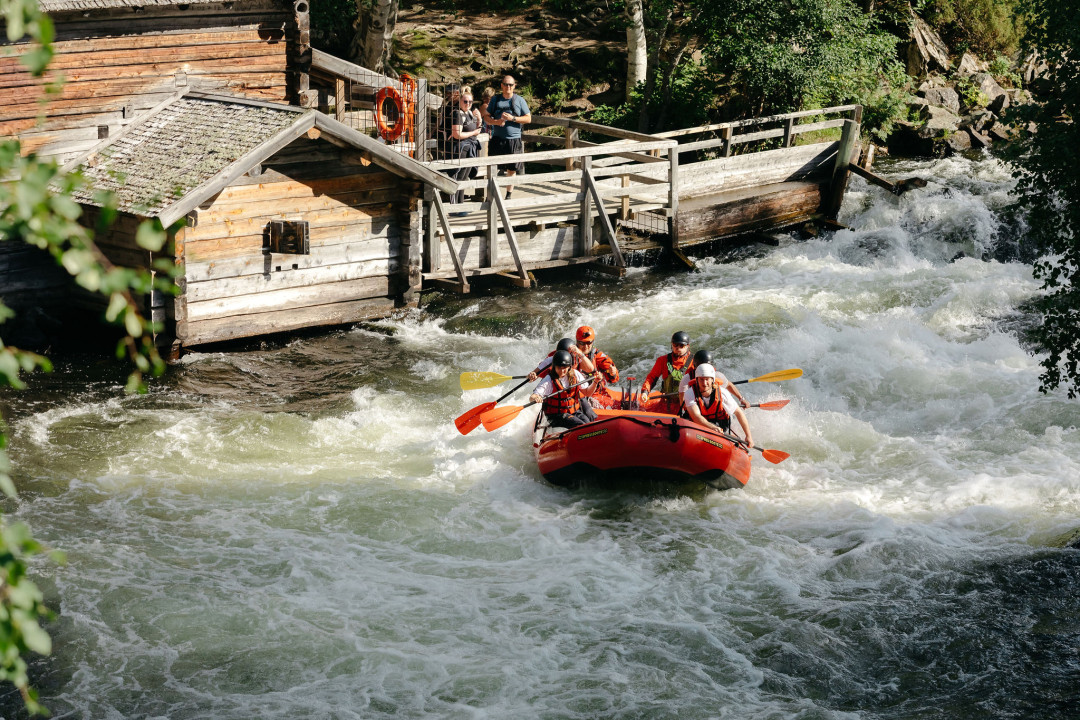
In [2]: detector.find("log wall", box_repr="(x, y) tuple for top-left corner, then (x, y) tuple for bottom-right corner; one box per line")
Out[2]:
(1, 0), (295, 163)
(174, 137), (412, 346)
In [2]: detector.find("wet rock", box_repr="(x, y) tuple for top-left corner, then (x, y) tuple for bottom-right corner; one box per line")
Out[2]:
(944, 130), (971, 154)
(967, 128), (992, 148)
(988, 121), (1013, 142)
(960, 110), (995, 134)
(923, 86), (961, 115)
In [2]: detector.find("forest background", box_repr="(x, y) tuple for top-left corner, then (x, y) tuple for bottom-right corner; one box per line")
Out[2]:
(0, 0), (1077, 714)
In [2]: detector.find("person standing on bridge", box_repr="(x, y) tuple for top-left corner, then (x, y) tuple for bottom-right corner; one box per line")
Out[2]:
(485, 74), (531, 200)
(450, 90), (483, 208)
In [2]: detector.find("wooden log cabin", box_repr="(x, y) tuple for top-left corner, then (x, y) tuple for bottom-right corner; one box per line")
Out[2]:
(60, 90), (453, 347)
(1, 0), (454, 349)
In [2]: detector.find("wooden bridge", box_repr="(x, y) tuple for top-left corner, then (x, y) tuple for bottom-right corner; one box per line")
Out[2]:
(413, 106), (862, 293)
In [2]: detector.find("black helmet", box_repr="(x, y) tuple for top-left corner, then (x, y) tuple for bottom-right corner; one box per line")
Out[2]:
(552, 350), (573, 367)
(693, 349), (713, 367)
(671, 331), (690, 345)
(556, 338), (575, 352)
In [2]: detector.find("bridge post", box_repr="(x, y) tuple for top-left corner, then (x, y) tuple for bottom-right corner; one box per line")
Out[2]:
(668, 147), (680, 247)
(577, 155), (593, 256)
(824, 118), (859, 218)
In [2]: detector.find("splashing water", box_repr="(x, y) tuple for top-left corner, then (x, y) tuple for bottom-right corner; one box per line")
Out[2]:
(3, 154), (1079, 719)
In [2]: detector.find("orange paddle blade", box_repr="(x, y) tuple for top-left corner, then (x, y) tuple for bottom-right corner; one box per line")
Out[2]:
(760, 449), (790, 464)
(480, 404), (525, 431)
(755, 400), (790, 410)
(455, 401), (496, 435)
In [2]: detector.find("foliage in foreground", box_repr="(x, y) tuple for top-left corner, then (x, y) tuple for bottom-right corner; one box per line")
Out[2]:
(1004, 0), (1080, 396)
(1, 0), (177, 712)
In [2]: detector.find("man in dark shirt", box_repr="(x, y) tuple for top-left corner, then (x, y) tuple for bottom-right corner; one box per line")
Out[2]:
(484, 75), (531, 199)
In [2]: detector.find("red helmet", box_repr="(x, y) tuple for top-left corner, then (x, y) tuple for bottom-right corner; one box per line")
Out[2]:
(576, 325), (595, 343)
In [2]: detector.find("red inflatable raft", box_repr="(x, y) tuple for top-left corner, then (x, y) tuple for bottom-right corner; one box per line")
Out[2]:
(532, 405), (752, 490)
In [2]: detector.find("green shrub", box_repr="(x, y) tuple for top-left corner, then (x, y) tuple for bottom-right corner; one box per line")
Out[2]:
(922, 0), (1024, 57)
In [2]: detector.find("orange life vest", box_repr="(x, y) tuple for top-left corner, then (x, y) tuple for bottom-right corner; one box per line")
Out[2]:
(693, 386), (731, 429)
(585, 349), (619, 385)
(543, 374), (583, 416)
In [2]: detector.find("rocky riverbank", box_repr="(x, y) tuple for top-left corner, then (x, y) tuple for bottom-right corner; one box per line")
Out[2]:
(887, 13), (1045, 158)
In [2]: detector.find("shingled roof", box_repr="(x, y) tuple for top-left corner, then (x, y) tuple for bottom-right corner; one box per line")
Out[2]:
(64, 92), (456, 226)
(40, 0), (230, 12)
(69, 95), (307, 221)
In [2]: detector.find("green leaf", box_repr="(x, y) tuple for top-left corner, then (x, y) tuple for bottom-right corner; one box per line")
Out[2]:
(135, 221), (166, 251)
(19, 619), (51, 656)
(124, 308), (143, 338)
(105, 292), (127, 322)
(0, 472), (16, 500)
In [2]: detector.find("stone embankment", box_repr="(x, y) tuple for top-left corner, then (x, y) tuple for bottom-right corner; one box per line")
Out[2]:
(889, 13), (1047, 157)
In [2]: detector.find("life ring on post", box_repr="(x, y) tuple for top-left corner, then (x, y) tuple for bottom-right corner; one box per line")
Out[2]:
(375, 85), (405, 143)
(399, 73), (416, 149)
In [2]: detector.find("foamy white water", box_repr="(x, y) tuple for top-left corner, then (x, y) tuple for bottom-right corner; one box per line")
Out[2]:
(4, 154), (1079, 718)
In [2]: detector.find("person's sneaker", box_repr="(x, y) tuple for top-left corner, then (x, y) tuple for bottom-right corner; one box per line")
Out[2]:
(505, 191), (513, 199)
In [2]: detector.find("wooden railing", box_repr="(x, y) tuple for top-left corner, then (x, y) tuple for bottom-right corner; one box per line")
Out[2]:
(421, 136), (678, 292)
(654, 105), (861, 157)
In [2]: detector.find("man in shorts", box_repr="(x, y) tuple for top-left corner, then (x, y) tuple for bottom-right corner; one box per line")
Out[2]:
(485, 74), (531, 199)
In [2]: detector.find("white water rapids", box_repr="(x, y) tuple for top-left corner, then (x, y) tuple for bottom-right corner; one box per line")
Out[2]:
(3, 155), (1079, 718)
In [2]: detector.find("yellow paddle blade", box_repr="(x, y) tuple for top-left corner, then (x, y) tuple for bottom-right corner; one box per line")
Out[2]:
(747, 368), (803, 384)
(460, 371), (514, 390)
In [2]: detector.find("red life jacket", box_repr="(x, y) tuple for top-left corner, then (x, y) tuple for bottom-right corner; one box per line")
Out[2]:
(585, 349), (619, 385)
(693, 386), (731, 428)
(543, 374), (582, 416)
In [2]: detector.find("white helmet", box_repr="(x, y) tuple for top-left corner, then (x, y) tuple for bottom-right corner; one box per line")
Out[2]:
(695, 363), (716, 379)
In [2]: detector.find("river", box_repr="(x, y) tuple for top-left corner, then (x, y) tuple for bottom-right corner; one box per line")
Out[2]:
(2, 154), (1079, 718)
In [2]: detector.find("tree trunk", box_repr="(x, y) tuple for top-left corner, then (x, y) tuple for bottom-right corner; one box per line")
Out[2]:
(353, 0), (399, 75)
(625, 0), (647, 103)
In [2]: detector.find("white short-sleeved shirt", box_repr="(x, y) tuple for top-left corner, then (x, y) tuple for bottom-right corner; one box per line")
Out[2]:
(682, 384), (738, 418)
(534, 369), (586, 399)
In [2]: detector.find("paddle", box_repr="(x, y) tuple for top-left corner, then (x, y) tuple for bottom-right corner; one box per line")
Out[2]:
(454, 378), (531, 435)
(749, 399), (790, 410)
(732, 368), (803, 385)
(480, 375), (597, 432)
(460, 371), (530, 391)
(752, 446), (790, 464)
(718, 431), (790, 464)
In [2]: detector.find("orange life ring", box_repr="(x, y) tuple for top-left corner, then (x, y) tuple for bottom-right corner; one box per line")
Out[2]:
(399, 74), (416, 146)
(375, 85), (405, 142)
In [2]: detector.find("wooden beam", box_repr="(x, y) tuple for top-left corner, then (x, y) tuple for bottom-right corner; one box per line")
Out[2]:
(431, 192), (470, 292)
(490, 180), (530, 287)
(653, 105), (862, 138)
(486, 176), (499, 267)
(584, 167), (624, 268)
(578, 155), (592, 257)
(823, 118), (859, 218)
(426, 138), (677, 171)
(315, 113), (457, 194)
(334, 77), (345, 121)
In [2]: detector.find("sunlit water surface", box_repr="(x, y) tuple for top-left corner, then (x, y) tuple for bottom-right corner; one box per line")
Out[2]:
(3, 155), (1079, 719)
